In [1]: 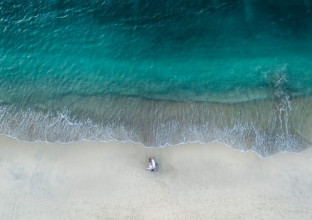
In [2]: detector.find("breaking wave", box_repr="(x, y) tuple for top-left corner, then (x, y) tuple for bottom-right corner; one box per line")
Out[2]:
(1, 93), (311, 157)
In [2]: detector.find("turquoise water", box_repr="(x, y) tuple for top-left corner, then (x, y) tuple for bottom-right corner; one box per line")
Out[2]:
(1, 1), (312, 156)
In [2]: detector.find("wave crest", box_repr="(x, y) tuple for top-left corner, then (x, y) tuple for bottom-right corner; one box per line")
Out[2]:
(1, 95), (311, 157)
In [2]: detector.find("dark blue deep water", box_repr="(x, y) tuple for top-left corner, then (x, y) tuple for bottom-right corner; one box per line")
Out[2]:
(1, 0), (312, 156)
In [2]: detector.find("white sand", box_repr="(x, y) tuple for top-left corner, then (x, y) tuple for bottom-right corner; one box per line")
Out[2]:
(0, 135), (312, 219)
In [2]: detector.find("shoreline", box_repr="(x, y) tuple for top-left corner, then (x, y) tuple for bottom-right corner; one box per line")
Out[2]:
(1, 96), (312, 157)
(1, 135), (312, 219)
(2, 133), (312, 159)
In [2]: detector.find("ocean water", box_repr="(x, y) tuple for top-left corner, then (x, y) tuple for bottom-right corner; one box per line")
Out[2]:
(1, 0), (312, 156)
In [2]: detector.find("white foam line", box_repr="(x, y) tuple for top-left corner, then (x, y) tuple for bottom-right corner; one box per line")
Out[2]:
(1, 133), (311, 159)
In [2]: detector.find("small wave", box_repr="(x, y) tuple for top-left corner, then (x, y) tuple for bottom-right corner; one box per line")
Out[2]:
(0, 95), (311, 157)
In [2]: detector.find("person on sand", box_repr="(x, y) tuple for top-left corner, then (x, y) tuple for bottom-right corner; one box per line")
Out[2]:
(146, 157), (157, 171)
(151, 157), (156, 170)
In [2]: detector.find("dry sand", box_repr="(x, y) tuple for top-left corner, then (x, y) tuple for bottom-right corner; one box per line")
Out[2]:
(0, 135), (311, 219)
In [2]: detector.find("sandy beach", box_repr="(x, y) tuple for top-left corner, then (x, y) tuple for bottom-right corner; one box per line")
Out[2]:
(0, 135), (311, 220)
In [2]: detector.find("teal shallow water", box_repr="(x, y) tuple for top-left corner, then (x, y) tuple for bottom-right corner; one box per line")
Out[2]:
(1, 1), (312, 156)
